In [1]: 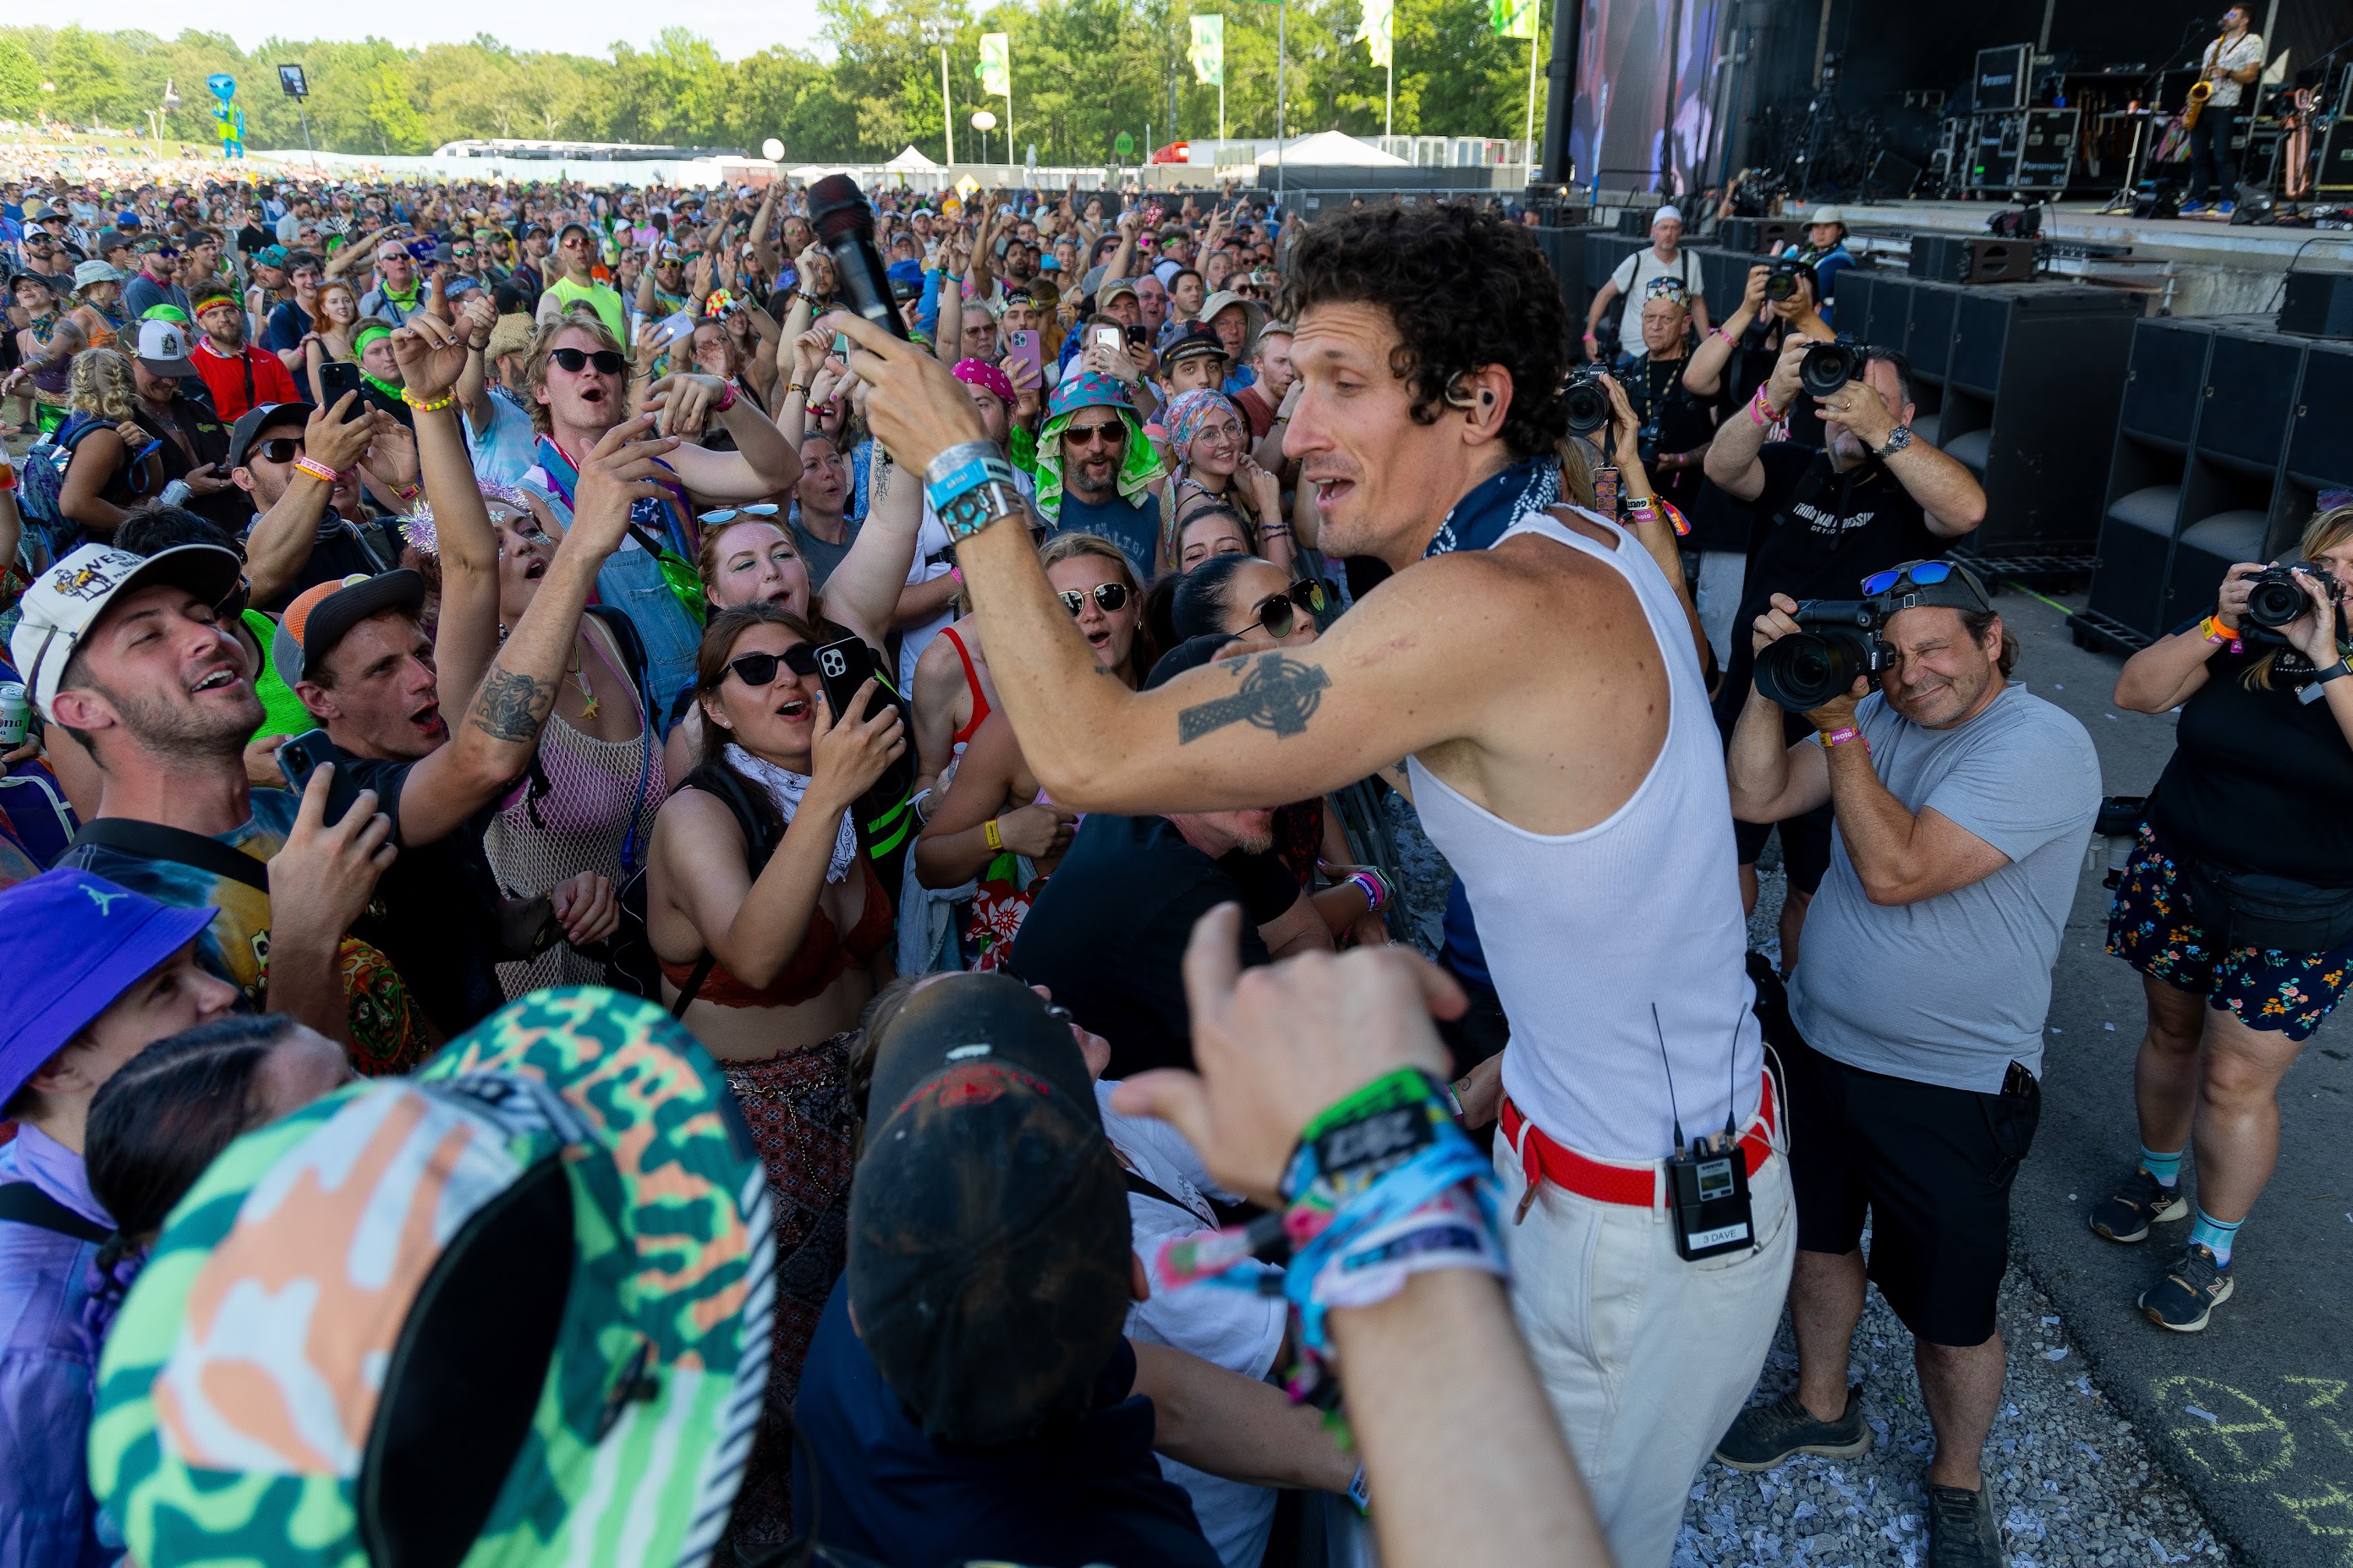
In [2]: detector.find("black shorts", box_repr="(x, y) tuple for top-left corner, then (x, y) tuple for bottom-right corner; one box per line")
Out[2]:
(1736, 803), (1834, 895)
(1782, 1029), (2041, 1346)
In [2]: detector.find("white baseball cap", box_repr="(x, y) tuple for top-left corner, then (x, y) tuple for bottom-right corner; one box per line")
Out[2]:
(135, 317), (195, 376)
(1807, 205), (1847, 227)
(1652, 204), (1685, 225)
(8, 544), (244, 721)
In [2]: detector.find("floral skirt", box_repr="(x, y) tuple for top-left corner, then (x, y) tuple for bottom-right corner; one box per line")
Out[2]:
(2106, 824), (2353, 1041)
(718, 1033), (858, 1558)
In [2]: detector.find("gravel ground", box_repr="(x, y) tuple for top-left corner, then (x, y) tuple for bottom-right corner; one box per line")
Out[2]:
(1681, 1264), (2235, 1568)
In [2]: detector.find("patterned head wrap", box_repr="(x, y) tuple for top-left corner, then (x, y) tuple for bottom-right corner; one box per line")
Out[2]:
(1035, 372), (1166, 525)
(953, 357), (1017, 408)
(1163, 389), (1242, 466)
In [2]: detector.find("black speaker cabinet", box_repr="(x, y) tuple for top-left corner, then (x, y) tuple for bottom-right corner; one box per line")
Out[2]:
(1909, 235), (2036, 285)
(1616, 207), (1659, 237)
(2314, 121), (2353, 196)
(1528, 227), (1591, 316)
(2279, 271), (2353, 338)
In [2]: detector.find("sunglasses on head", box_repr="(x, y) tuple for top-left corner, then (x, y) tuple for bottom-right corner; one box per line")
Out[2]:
(1059, 582), (1132, 616)
(1064, 419), (1125, 448)
(549, 347), (627, 376)
(1251, 579), (1329, 639)
(1859, 561), (1983, 605)
(699, 503), (782, 524)
(727, 644), (822, 688)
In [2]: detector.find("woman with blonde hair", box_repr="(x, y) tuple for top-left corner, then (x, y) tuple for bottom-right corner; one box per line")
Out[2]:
(300, 277), (362, 405)
(48, 348), (164, 548)
(2093, 502), (2353, 1330)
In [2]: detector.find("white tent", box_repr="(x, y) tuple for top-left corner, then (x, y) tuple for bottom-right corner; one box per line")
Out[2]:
(884, 145), (943, 171)
(1255, 130), (1407, 167)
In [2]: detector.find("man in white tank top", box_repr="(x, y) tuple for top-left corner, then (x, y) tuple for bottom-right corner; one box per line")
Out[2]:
(841, 203), (1794, 1567)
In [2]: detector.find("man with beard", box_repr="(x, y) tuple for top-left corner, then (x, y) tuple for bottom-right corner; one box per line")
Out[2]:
(189, 283), (303, 421)
(840, 200), (1777, 1568)
(1030, 372), (1165, 583)
(15, 541), (413, 1058)
(1703, 342), (1985, 970)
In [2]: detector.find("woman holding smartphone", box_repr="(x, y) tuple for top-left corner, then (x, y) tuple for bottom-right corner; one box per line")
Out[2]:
(300, 278), (363, 407)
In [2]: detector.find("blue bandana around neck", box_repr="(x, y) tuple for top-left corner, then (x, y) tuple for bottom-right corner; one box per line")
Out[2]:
(1424, 457), (1560, 559)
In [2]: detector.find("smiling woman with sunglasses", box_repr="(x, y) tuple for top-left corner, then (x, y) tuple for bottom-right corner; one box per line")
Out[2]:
(643, 600), (905, 1552)
(908, 533), (1150, 970)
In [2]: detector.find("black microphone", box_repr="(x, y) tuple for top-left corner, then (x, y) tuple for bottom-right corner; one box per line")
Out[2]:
(807, 174), (909, 342)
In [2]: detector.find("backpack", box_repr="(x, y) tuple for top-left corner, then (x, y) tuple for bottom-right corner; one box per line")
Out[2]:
(601, 761), (781, 1012)
(16, 413), (112, 562)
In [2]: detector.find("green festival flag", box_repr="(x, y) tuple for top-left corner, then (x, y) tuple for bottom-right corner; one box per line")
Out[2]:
(976, 33), (1012, 97)
(1189, 15), (1226, 86)
(1490, 0), (1537, 41)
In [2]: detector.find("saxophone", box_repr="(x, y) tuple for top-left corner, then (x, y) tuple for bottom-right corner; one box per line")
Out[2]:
(2182, 27), (2225, 129)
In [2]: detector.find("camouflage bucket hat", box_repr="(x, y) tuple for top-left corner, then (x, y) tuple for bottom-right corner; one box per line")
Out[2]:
(90, 987), (774, 1568)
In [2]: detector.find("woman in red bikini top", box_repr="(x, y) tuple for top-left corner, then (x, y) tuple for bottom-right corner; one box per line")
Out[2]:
(645, 602), (907, 1060)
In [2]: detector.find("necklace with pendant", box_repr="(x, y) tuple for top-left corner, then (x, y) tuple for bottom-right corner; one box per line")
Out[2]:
(570, 642), (599, 721)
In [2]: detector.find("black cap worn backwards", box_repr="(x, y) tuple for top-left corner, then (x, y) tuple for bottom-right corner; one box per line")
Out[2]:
(848, 973), (1133, 1449)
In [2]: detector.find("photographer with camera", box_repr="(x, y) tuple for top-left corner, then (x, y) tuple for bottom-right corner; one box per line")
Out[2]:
(1721, 561), (2098, 1568)
(2090, 505), (2353, 1332)
(1677, 260), (1835, 662)
(1613, 286), (1714, 519)
(1704, 340), (1985, 967)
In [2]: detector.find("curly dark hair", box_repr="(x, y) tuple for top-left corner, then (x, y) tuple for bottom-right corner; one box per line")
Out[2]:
(1276, 203), (1571, 461)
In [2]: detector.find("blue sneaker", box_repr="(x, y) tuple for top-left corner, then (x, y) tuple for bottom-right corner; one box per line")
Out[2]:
(2216, 201), (2237, 219)
(2140, 1242), (2233, 1331)
(2178, 200), (2209, 217)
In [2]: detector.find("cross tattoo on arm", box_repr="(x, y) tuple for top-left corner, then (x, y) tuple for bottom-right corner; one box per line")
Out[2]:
(1177, 652), (1332, 743)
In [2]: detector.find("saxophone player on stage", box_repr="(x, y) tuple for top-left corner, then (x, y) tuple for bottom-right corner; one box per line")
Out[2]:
(2181, 5), (2265, 219)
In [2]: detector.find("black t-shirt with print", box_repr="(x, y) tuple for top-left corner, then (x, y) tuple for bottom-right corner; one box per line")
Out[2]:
(1009, 813), (1299, 1078)
(1713, 441), (1940, 737)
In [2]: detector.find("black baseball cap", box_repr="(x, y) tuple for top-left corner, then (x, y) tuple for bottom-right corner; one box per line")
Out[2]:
(1161, 324), (1230, 368)
(272, 569), (428, 686)
(226, 401), (314, 469)
(847, 973), (1133, 1449)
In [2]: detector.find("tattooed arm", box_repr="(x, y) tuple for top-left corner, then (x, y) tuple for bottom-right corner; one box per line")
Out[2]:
(392, 415), (682, 846)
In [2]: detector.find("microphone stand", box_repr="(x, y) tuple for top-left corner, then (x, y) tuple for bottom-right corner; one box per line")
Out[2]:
(2099, 19), (2208, 214)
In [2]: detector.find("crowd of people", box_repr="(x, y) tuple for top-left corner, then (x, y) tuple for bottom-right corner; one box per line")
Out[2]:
(0, 162), (2347, 1568)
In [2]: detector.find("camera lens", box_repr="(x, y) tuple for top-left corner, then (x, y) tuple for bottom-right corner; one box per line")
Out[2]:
(1565, 376), (1610, 437)
(1765, 272), (1796, 302)
(1757, 630), (1872, 712)
(2243, 573), (2309, 630)
(1799, 342), (1862, 400)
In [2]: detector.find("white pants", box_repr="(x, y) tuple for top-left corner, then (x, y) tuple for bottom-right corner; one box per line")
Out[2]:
(1692, 550), (1749, 668)
(1496, 1137), (1796, 1568)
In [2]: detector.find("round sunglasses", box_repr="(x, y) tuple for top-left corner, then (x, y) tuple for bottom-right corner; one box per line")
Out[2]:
(699, 503), (781, 524)
(1249, 578), (1329, 640)
(1059, 582), (1132, 616)
(726, 644), (822, 688)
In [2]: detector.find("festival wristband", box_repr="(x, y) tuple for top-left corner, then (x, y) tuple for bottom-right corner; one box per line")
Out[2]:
(984, 817), (1004, 853)
(2199, 612), (2241, 650)
(1344, 869), (1390, 913)
(710, 380), (738, 414)
(291, 457), (340, 486)
(1714, 325), (1739, 344)
(1818, 726), (1865, 749)
(401, 389), (455, 412)
(1748, 384), (1784, 427)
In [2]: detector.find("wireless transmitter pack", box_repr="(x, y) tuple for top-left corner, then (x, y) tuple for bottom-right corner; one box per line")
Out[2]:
(1652, 1004), (1759, 1262)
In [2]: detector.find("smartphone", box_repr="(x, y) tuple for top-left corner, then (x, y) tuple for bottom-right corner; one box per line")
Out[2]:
(1125, 322), (1151, 348)
(832, 331), (850, 358)
(317, 359), (366, 419)
(1092, 324), (1123, 354)
(275, 728), (362, 825)
(652, 310), (696, 349)
(1006, 329), (1043, 380)
(813, 637), (915, 807)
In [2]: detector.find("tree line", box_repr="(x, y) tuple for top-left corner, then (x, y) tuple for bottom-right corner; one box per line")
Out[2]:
(0, 0), (1545, 165)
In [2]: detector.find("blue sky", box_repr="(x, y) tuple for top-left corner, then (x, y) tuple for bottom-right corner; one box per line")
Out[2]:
(43, 0), (836, 62)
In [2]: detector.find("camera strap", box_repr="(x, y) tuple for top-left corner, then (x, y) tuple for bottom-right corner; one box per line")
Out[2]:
(1654, 1003), (1758, 1262)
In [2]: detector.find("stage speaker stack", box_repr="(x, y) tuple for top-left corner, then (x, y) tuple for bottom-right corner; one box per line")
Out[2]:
(1615, 207), (1659, 237)
(1910, 235), (2036, 285)
(1714, 217), (1798, 255)
(2279, 271), (2353, 337)
(2318, 123), (2353, 196)
(1528, 226), (1596, 316)
(1837, 271), (2137, 554)
(2079, 315), (2353, 651)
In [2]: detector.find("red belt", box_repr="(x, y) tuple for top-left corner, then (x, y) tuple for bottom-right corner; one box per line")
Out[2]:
(1501, 1069), (1778, 1210)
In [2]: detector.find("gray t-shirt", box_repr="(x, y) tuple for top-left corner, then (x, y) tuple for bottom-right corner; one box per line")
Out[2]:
(1788, 684), (2099, 1094)
(1607, 248), (1704, 356)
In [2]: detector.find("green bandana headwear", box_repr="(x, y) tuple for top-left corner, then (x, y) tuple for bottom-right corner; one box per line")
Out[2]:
(1034, 399), (1164, 525)
(349, 321), (403, 401)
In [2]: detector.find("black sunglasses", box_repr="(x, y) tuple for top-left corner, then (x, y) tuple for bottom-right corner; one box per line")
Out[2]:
(254, 436), (305, 465)
(1063, 419), (1127, 449)
(726, 644), (822, 688)
(549, 347), (627, 376)
(1059, 583), (1132, 616)
(1251, 579), (1329, 639)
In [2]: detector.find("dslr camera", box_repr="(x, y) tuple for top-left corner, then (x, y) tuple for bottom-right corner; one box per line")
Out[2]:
(1756, 600), (1892, 711)
(1799, 334), (1868, 398)
(1764, 257), (1808, 303)
(1564, 362), (1611, 437)
(2241, 562), (2344, 643)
